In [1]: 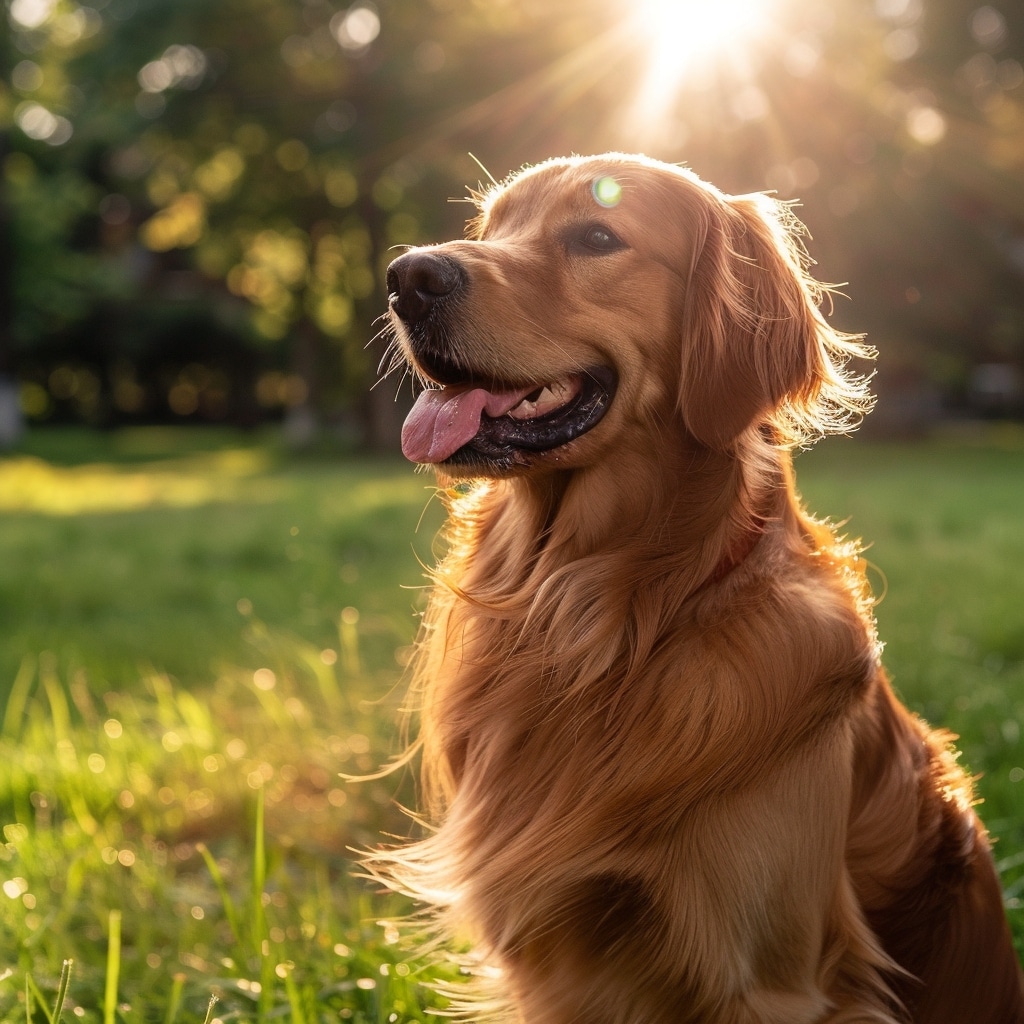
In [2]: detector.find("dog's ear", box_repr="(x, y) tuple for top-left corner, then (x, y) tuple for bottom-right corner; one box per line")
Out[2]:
(678, 192), (873, 450)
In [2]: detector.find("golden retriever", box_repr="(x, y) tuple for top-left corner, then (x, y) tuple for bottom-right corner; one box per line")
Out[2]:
(369, 153), (1024, 1024)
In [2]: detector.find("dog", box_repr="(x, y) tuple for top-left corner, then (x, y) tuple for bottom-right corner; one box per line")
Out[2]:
(370, 153), (1024, 1023)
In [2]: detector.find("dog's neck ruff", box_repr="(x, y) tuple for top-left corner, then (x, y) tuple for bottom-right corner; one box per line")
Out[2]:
(699, 516), (766, 595)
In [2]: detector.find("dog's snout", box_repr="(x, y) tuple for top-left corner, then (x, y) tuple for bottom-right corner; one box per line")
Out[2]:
(387, 251), (464, 325)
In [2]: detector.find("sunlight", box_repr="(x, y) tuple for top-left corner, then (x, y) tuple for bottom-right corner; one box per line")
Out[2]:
(0, 451), (270, 514)
(622, 0), (778, 140)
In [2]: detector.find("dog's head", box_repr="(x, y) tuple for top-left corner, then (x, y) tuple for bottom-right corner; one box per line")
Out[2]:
(386, 153), (872, 476)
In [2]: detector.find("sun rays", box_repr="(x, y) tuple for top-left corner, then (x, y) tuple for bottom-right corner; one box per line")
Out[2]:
(619, 0), (781, 142)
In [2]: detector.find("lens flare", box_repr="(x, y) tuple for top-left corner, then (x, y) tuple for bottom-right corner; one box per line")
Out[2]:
(592, 176), (623, 208)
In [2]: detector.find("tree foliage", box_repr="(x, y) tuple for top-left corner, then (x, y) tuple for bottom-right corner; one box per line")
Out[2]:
(1, 0), (1022, 440)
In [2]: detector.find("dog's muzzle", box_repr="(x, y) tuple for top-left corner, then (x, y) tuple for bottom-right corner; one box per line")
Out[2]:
(387, 250), (617, 472)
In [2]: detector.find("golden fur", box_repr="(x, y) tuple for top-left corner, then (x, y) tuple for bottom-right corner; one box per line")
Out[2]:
(370, 154), (1024, 1024)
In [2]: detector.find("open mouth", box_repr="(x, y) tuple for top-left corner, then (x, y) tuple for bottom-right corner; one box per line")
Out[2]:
(401, 366), (617, 470)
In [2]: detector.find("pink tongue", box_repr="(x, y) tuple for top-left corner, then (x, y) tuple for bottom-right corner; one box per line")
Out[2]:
(402, 385), (534, 464)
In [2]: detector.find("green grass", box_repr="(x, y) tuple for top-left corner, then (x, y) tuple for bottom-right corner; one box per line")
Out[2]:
(0, 604), (453, 1023)
(0, 425), (1021, 1020)
(1, 428), (451, 1021)
(797, 425), (1024, 918)
(0, 427), (445, 696)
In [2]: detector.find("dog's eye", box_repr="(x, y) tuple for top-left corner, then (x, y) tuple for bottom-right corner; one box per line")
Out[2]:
(574, 224), (626, 254)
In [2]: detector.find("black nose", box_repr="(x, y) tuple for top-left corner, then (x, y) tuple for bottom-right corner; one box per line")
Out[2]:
(386, 251), (464, 326)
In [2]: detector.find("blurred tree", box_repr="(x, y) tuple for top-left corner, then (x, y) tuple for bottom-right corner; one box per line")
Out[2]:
(2, 0), (621, 444)
(1, 0), (1022, 442)
(0, 123), (19, 448)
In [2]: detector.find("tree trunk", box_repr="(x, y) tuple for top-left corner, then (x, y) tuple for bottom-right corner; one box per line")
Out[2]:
(364, 372), (409, 455)
(356, 183), (408, 455)
(0, 128), (25, 449)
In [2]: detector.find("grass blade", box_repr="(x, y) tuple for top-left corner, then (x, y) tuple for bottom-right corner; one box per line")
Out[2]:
(162, 974), (186, 1024)
(2, 656), (35, 739)
(201, 996), (219, 1024)
(251, 787), (274, 1021)
(52, 960), (73, 1022)
(252, 786), (266, 922)
(104, 911), (121, 1024)
(339, 607), (361, 678)
(196, 843), (242, 945)
(25, 974), (54, 1024)
(281, 965), (307, 1024)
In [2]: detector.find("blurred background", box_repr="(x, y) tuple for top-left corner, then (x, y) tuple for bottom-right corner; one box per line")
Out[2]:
(0, 0), (1022, 451)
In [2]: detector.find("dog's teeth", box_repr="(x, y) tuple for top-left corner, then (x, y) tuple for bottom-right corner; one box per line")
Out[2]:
(510, 386), (553, 420)
(507, 378), (581, 421)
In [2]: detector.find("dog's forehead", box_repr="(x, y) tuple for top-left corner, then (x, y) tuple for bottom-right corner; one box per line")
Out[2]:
(481, 165), (607, 228)
(483, 162), (626, 221)
(480, 159), (700, 237)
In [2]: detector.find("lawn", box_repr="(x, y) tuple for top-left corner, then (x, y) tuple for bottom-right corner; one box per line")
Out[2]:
(0, 425), (1021, 1021)
(0, 428), (445, 695)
